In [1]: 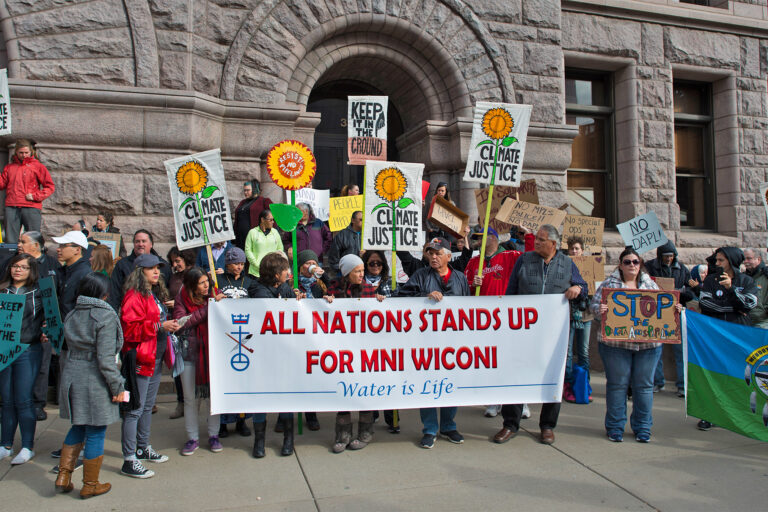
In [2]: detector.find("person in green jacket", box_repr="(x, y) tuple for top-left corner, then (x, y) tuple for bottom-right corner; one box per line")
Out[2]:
(244, 209), (282, 277)
(743, 248), (768, 328)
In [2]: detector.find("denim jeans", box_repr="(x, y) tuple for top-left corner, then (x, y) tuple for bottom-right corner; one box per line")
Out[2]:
(121, 359), (162, 458)
(64, 425), (107, 459)
(420, 407), (457, 435)
(653, 343), (684, 390)
(565, 321), (592, 384)
(0, 344), (43, 449)
(599, 343), (661, 436)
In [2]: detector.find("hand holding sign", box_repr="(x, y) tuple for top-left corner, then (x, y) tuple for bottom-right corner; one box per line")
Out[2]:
(0, 294), (27, 372)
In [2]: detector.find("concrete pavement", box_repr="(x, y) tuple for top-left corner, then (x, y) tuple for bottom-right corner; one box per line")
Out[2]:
(1, 374), (766, 512)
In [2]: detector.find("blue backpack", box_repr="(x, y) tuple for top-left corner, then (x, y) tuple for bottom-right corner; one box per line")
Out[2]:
(572, 364), (592, 404)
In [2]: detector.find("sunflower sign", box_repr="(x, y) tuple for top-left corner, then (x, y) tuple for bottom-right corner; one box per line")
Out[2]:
(164, 149), (234, 251)
(363, 161), (424, 252)
(463, 102), (532, 188)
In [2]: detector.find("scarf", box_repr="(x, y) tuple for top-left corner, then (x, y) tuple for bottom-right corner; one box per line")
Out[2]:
(179, 286), (212, 397)
(299, 274), (317, 297)
(364, 273), (381, 287)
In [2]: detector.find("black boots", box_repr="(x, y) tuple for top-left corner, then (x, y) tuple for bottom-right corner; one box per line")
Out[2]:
(281, 417), (294, 456)
(252, 422), (266, 458)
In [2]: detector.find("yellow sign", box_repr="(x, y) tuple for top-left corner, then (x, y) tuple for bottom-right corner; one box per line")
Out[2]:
(329, 195), (364, 232)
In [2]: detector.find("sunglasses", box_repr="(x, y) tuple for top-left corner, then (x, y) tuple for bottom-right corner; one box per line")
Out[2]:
(367, 261), (383, 267)
(622, 259), (641, 266)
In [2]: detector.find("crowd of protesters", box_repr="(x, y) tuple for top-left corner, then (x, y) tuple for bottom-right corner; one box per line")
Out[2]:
(0, 140), (764, 499)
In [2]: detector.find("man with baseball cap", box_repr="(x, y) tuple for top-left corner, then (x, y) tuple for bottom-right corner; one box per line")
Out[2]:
(465, 226), (532, 296)
(397, 236), (470, 449)
(53, 230), (92, 319)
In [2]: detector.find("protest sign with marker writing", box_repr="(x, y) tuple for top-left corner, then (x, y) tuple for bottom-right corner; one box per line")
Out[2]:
(562, 215), (604, 253)
(616, 211), (667, 253)
(495, 198), (566, 233)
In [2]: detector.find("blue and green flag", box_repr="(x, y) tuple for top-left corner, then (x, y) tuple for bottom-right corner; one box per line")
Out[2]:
(684, 311), (768, 441)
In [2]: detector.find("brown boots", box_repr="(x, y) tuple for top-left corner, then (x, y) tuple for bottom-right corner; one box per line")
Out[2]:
(80, 456), (111, 499)
(54, 443), (82, 493)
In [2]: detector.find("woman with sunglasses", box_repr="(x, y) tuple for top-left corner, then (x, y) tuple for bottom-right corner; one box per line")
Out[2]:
(591, 247), (664, 443)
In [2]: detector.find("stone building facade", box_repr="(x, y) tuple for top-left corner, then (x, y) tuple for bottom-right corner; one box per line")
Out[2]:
(0, 0), (766, 263)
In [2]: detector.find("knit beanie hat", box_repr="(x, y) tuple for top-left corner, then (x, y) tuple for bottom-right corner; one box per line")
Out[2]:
(339, 254), (364, 277)
(225, 247), (246, 264)
(298, 249), (319, 268)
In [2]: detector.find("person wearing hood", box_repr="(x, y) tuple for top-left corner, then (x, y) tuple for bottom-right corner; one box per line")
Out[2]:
(645, 241), (692, 397)
(743, 248), (768, 329)
(283, 203), (332, 260)
(0, 139), (55, 244)
(109, 230), (171, 312)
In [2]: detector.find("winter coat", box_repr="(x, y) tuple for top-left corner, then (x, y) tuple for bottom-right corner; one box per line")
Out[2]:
(283, 214), (332, 259)
(328, 225), (361, 271)
(699, 248), (758, 326)
(59, 296), (125, 426)
(2, 285), (43, 344)
(251, 280), (296, 299)
(644, 241), (693, 304)
(120, 289), (162, 377)
(397, 264), (470, 298)
(397, 246), (473, 277)
(0, 155), (55, 209)
(58, 257), (92, 320)
(745, 262), (768, 328)
(109, 250), (172, 311)
(328, 278), (384, 299)
(37, 253), (61, 285)
(244, 227), (282, 277)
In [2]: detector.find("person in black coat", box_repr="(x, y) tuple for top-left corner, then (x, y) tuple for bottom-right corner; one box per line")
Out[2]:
(109, 230), (171, 312)
(327, 211), (362, 274)
(699, 247), (758, 326)
(52, 231), (92, 320)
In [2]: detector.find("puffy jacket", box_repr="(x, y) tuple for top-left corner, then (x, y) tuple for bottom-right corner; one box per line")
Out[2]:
(0, 155), (55, 209)
(397, 264), (470, 298)
(283, 214), (332, 259)
(699, 247), (758, 326)
(328, 226), (361, 271)
(644, 241), (693, 304)
(120, 289), (161, 377)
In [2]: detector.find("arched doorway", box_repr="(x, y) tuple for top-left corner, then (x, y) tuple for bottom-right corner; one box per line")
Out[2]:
(307, 80), (404, 195)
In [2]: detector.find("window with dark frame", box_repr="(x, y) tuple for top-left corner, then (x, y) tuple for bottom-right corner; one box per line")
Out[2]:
(565, 70), (614, 225)
(673, 81), (714, 229)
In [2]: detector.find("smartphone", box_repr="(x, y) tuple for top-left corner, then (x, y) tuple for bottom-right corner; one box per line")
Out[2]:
(122, 391), (130, 402)
(714, 265), (726, 282)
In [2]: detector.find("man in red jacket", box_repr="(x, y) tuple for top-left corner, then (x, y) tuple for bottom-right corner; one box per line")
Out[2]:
(464, 226), (533, 296)
(0, 139), (55, 243)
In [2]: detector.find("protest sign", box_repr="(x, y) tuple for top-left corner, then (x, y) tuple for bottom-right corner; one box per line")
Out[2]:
(427, 196), (469, 239)
(463, 102), (532, 187)
(616, 211), (668, 253)
(571, 255), (605, 295)
(600, 288), (680, 343)
(561, 215), (605, 253)
(165, 149), (234, 250)
(329, 195), (364, 232)
(475, 181), (538, 234)
(0, 294), (26, 372)
(362, 161), (424, 251)
(0, 69), (11, 135)
(39, 277), (64, 354)
(348, 96), (387, 165)
(287, 188), (330, 221)
(91, 232), (121, 259)
(653, 277), (676, 291)
(496, 198), (567, 233)
(209, 294), (569, 414)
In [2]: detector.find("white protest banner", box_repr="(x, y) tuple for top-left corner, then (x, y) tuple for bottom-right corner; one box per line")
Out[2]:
(463, 102), (532, 187)
(348, 96), (387, 165)
(165, 149), (235, 250)
(209, 295), (569, 414)
(616, 211), (668, 253)
(0, 69), (11, 135)
(287, 188), (330, 221)
(362, 160), (424, 251)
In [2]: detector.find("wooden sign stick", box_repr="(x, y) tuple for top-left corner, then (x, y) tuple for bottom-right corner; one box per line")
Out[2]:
(205, 244), (218, 289)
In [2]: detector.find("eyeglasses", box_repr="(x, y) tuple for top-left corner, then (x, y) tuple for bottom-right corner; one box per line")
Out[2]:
(11, 265), (30, 270)
(367, 261), (383, 267)
(622, 259), (641, 266)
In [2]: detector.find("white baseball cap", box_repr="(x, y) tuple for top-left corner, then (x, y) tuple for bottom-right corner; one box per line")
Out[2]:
(52, 230), (89, 250)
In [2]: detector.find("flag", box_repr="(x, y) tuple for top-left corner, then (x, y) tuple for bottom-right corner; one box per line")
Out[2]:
(683, 311), (768, 441)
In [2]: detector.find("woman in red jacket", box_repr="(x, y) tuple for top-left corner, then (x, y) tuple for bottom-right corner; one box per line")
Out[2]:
(0, 139), (55, 244)
(119, 254), (179, 479)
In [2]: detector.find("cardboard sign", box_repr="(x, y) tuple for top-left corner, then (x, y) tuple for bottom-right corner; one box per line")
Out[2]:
(496, 198), (567, 233)
(348, 96), (387, 165)
(616, 211), (668, 253)
(0, 69), (11, 136)
(653, 277), (676, 291)
(571, 255), (605, 295)
(91, 232), (121, 259)
(287, 188), (330, 221)
(561, 215), (605, 253)
(475, 180), (539, 235)
(464, 102), (532, 187)
(601, 288), (681, 343)
(0, 294), (26, 372)
(329, 195), (364, 232)
(427, 196), (469, 239)
(39, 276), (64, 354)
(165, 149), (235, 250)
(362, 161), (424, 251)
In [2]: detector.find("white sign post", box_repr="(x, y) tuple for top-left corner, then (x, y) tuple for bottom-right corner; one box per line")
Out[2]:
(617, 211), (668, 253)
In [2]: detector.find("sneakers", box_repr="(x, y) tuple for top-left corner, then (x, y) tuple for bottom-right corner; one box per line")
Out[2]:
(635, 433), (651, 443)
(208, 436), (223, 453)
(386, 424), (401, 434)
(11, 448), (34, 465)
(0, 446), (12, 461)
(440, 430), (464, 444)
(521, 404), (531, 419)
(653, 385), (663, 393)
(676, 388), (685, 398)
(181, 440), (199, 456)
(135, 446), (168, 463)
(697, 420), (712, 431)
(52, 458), (83, 474)
(36, 408), (48, 421)
(50, 448), (62, 458)
(420, 434), (435, 449)
(563, 383), (576, 403)
(607, 432), (623, 442)
(484, 405), (500, 417)
(121, 459), (155, 479)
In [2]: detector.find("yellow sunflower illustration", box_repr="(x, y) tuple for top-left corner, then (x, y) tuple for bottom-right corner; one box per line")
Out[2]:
(375, 167), (407, 202)
(175, 161), (208, 195)
(482, 108), (514, 140)
(266, 140), (316, 190)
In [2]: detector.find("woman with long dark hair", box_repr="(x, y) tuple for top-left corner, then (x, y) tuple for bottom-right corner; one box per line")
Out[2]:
(0, 253), (44, 465)
(233, 179), (272, 249)
(92, 212), (127, 257)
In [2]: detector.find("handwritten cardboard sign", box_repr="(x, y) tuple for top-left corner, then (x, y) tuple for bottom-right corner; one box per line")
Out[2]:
(616, 211), (668, 253)
(329, 195), (364, 232)
(652, 277), (676, 291)
(288, 188), (330, 221)
(601, 288), (681, 343)
(571, 255), (605, 295)
(474, 181), (538, 235)
(348, 96), (387, 165)
(427, 196), (469, 239)
(91, 232), (121, 259)
(39, 276), (64, 354)
(0, 293), (26, 372)
(562, 215), (605, 253)
(496, 198), (567, 233)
